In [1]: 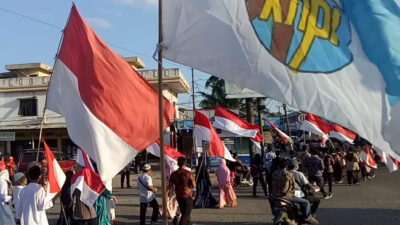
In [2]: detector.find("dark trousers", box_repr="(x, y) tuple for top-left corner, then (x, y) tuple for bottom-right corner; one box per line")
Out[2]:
(140, 199), (159, 225)
(333, 165), (343, 182)
(308, 175), (326, 196)
(121, 171), (130, 187)
(305, 195), (320, 215)
(177, 198), (193, 225)
(72, 218), (98, 225)
(265, 170), (273, 195)
(57, 204), (73, 225)
(347, 170), (359, 185)
(323, 172), (333, 193)
(253, 175), (267, 196)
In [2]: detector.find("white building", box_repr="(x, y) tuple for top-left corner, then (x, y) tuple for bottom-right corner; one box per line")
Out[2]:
(0, 57), (189, 160)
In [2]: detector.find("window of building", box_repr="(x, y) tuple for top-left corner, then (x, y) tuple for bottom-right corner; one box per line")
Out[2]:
(18, 98), (37, 116)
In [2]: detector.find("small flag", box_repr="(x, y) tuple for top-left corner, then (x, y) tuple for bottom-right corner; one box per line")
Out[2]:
(214, 106), (259, 138)
(146, 140), (185, 171)
(329, 124), (356, 144)
(70, 149), (105, 207)
(300, 114), (331, 141)
(266, 119), (293, 144)
(43, 138), (66, 198)
(360, 146), (378, 172)
(374, 147), (399, 172)
(193, 111), (235, 161)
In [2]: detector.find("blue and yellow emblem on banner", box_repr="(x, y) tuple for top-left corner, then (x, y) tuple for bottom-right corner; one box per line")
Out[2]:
(246, 0), (352, 73)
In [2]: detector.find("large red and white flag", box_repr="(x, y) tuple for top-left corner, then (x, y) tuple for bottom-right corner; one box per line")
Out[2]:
(70, 149), (105, 207)
(47, 5), (175, 183)
(214, 106), (258, 138)
(266, 119), (293, 144)
(193, 111), (235, 161)
(329, 124), (357, 144)
(374, 147), (399, 172)
(162, 0), (400, 161)
(146, 140), (186, 171)
(43, 138), (66, 199)
(300, 114), (331, 141)
(360, 146), (378, 172)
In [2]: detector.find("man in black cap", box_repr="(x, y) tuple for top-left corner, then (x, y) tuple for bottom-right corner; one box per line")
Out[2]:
(288, 159), (321, 218)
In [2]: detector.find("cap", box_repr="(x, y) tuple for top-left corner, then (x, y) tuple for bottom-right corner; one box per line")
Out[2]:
(13, 172), (25, 183)
(288, 159), (299, 168)
(142, 164), (152, 171)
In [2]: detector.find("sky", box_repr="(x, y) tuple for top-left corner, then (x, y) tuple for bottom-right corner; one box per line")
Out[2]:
(0, 0), (210, 109)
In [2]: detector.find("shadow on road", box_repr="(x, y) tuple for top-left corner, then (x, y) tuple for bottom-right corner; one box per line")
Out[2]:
(317, 208), (400, 225)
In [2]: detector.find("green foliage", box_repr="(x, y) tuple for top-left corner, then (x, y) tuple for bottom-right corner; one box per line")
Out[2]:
(199, 76), (241, 109)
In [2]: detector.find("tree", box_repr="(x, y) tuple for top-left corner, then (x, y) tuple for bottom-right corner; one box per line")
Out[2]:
(199, 76), (241, 109)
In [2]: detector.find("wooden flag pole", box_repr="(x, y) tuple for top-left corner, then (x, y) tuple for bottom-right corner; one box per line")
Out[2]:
(36, 5), (72, 163)
(158, 0), (168, 224)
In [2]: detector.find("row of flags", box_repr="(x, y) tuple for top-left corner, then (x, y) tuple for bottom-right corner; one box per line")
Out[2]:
(41, 3), (400, 193)
(300, 114), (357, 144)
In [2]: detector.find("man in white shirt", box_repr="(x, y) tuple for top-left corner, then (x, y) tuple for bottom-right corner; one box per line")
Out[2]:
(0, 162), (15, 225)
(288, 160), (320, 217)
(17, 165), (54, 225)
(138, 164), (159, 225)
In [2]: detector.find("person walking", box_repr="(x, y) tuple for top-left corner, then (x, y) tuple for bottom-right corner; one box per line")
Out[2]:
(0, 161), (15, 225)
(333, 151), (345, 183)
(120, 162), (131, 188)
(323, 151), (334, 198)
(345, 148), (360, 186)
(17, 165), (54, 225)
(303, 149), (328, 199)
(138, 164), (159, 225)
(168, 157), (196, 225)
(57, 170), (74, 225)
(194, 157), (218, 208)
(250, 154), (268, 197)
(216, 159), (238, 208)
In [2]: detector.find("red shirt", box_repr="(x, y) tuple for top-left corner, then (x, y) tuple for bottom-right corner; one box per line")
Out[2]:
(169, 168), (194, 199)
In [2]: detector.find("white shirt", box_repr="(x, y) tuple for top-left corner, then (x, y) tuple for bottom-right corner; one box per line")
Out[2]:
(12, 185), (24, 219)
(265, 152), (276, 171)
(290, 170), (309, 198)
(17, 183), (53, 225)
(0, 178), (16, 225)
(137, 173), (155, 203)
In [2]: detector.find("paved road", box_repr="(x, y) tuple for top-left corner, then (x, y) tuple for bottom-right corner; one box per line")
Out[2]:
(46, 165), (400, 225)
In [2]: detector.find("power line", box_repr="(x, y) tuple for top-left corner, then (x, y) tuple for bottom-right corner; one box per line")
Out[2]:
(0, 6), (190, 69)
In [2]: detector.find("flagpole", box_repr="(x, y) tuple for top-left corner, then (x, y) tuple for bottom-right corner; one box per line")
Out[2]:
(158, 0), (168, 224)
(36, 5), (72, 163)
(191, 68), (196, 170)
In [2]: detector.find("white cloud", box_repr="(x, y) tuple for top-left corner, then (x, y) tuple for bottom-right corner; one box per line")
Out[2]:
(113, 0), (157, 6)
(86, 17), (112, 29)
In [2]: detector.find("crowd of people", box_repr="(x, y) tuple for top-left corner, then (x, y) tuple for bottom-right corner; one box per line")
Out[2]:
(0, 139), (382, 225)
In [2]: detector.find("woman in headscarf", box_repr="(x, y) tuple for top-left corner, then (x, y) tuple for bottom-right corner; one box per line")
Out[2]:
(216, 159), (237, 209)
(0, 160), (16, 225)
(194, 156), (218, 208)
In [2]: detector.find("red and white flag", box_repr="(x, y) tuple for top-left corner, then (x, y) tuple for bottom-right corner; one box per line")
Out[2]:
(193, 111), (235, 161)
(47, 5), (175, 183)
(70, 149), (105, 207)
(300, 114), (331, 141)
(43, 138), (66, 199)
(266, 119), (292, 144)
(360, 146), (378, 172)
(374, 147), (399, 172)
(76, 148), (95, 171)
(329, 124), (356, 144)
(214, 106), (258, 138)
(146, 140), (186, 171)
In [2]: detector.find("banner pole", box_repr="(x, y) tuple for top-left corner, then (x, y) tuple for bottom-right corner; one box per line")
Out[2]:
(158, 0), (168, 224)
(36, 5), (72, 163)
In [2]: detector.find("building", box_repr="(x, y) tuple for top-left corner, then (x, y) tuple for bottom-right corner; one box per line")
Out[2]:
(0, 57), (189, 160)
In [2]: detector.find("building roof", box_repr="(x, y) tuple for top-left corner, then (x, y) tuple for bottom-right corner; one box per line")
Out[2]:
(5, 63), (52, 73)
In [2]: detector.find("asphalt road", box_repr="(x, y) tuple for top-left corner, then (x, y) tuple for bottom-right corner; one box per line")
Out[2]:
(46, 165), (400, 225)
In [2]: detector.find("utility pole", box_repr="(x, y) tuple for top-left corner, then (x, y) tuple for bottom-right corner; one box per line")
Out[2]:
(283, 104), (291, 136)
(191, 68), (196, 169)
(246, 98), (254, 164)
(257, 98), (265, 160)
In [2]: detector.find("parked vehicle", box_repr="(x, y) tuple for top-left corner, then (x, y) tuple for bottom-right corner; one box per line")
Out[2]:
(17, 149), (76, 173)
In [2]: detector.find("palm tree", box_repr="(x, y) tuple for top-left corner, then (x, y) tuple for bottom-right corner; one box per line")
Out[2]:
(199, 76), (241, 109)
